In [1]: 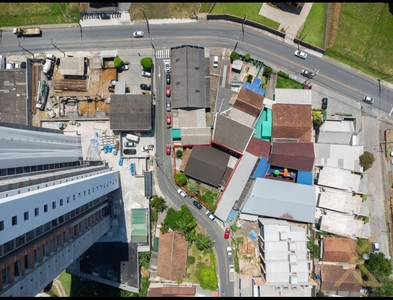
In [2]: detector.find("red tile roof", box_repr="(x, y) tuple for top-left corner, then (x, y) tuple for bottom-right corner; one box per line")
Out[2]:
(234, 88), (265, 118)
(147, 286), (196, 297)
(322, 238), (358, 263)
(321, 264), (362, 293)
(245, 137), (271, 158)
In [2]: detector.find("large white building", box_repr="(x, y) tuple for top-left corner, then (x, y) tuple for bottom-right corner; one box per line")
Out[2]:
(0, 123), (120, 296)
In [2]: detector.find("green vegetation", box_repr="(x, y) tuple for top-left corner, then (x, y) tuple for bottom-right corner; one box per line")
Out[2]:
(140, 57), (153, 70)
(195, 232), (214, 251)
(262, 66), (273, 79)
(299, 3), (327, 48)
(114, 57), (125, 69)
(307, 236), (320, 258)
(356, 239), (370, 256)
(174, 172), (187, 185)
(138, 251), (151, 269)
(198, 188), (219, 208)
(196, 252), (218, 291)
(161, 205), (197, 239)
(371, 277), (393, 297)
(199, 3), (213, 13)
(312, 111), (324, 128)
(211, 3), (280, 29)
(365, 252), (393, 282)
(230, 50), (240, 62)
(187, 256), (196, 265)
(176, 149), (183, 158)
(130, 3), (200, 21)
(359, 151), (375, 170)
(149, 196), (167, 223)
(276, 73), (304, 89)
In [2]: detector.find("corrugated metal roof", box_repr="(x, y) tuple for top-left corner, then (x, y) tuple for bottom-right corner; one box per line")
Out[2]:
(177, 108), (206, 128)
(317, 131), (353, 144)
(229, 107), (256, 127)
(317, 166), (362, 192)
(59, 56), (85, 76)
(320, 119), (355, 132)
(215, 152), (258, 222)
(319, 210), (364, 239)
(274, 88), (312, 105)
(181, 127), (211, 145)
(318, 187), (362, 214)
(242, 178), (316, 223)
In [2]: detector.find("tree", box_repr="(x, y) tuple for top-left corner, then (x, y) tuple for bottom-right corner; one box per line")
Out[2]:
(199, 267), (218, 290)
(246, 74), (253, 83)
(230, 51), (240, 62)
(176, 149), (183, 158)
(187, 182), (199, 196)
(244, 53), (251, 62)
(263, 65), (272, 78)
(312, 111), (324, 128)
(150, 196), (167, 213)
(141, 57), (153, 70)
(114, 57), (124, 69)
(370, 277), (393, 297)
(365, 252), (392, 282)
(174, 172), (187, 185)
(359, 151), (375, 170)
(195, 233), (214, 251)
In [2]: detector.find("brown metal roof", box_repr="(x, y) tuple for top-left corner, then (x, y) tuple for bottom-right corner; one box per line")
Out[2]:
(322, 238), (357, 263)
(156, 231), (188, 281)
(109, 94), (152, 131)
(184, 146), (230, 187)
(320, 264), (362, 293)
(267, 142), (315, 171)
(272, 103), (312, 142)
(148, 286), (196, 297)
(245, 137), (271, 158)
(233, 87), (264, 118)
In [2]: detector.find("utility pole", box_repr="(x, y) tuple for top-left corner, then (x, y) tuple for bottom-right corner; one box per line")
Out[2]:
(142, 8), (150, 36)
(378, 74), (393, 95)
(18, 41), (34, 58)
(73, 16), (82, 41)
(51, 39), (66, 57)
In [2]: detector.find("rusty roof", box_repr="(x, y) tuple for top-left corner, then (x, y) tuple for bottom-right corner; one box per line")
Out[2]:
(233, 87), (264, 118)
(147, 286), (196, 297)
(267, 142), (315, 171)
(156, 231), (188, 281)
(245, 137), (271, 158)
(322, 238), (357, 263)
(272, 103), (312, 142)
(320, 264), (362, 293)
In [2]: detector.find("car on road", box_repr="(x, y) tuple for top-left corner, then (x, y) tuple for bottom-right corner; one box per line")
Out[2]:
(166, 99), (171, 112)
(118, 157), (123, 166)
(165, 62), (171, 73)
(166, 85), (171, 97)
(322, 97), (328, 109)
(141, 71), (151, 78)
(229, 264), (234, 272)
(177, 188), (187, 198)
(294, 50), (307, 59)
(301, 69), (315, 79)
(206, 211), (216, 221)
(363, 95), (374, 104)
(193, 200), (202, 210)
(140, 83), (151, 91)
(124, 141), (136, 147)
(372, 241), (380, 253)
(227, 246), (232, 257)
(166, 73), (171, 84)
(124, 149), (137, 155)
(166, 144), (171, 155)
(133, 31), (144, 38)
(166, 113), (171, 126)
(224, 228), (230, 239)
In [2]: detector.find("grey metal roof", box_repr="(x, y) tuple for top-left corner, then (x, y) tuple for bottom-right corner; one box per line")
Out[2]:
(177, 108), (206, 128)
(319, 210), (364, 239)
(59, 56), (85, 76)
(320, 119), (355, 132)
(229, 107), (256, 128)
(115, 81), (126, 94)
(181, 127), (211, 145)
(317, 166), (362, 193)
(109, 94), (152, 131)
(144, 171), (152, 199)
(216, 86), (235, 113)
(317, 131), (353, 144)
(274, 88), (312, 105)
(171, 46), (208, 109)
(212, 113), (254, 154)
(232, 60), (243, 72)
(215, 152), (258, 222)
(241, 178), (316, 223)
(314, 144), (364, 173)
(318, 187), (362, 215)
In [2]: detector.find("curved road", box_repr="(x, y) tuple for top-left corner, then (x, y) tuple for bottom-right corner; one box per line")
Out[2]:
(3, 20), (393, 296)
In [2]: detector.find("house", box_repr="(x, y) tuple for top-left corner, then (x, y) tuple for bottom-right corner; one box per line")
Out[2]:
(233, 87), (265, 118)
(147, 283), (196, 297)
(320, 264), (362, 296)
(274, 88), (312, 105)
(317, 166), (365, 194)
(321, 237), (358, 263)
(268, 142), (315, 172)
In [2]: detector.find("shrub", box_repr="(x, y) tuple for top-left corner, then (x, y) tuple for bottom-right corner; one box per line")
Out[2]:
(278, 70), (289, 79)
(176, 149), (183, 159)
(187, 256), (195, 265)
(246, 74), (253, 83)
(114, 57), (124, 69)
(141, 57), (153, 70)
(230, 51), (240, 62)
(174, 172), (187, 185)
(263, 66), (272, 78)
(359, 151), (375, 170)
(244, 53), (251, 62)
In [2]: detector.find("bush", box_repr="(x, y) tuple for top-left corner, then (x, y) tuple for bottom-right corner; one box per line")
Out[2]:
(359, 151), (375, 170)
(246, 74), (253, 83)
(176, 149), (183, 159)
(263, 66), (273, 78)
(114, 57), (124, 69)
(141, 57), (153, 70)
(230, 51), (240, 62)
(307, 237), (320, 258)
(187, 256), (195, 265)
(174, 172), (187, 185)
(278, 70), (289, 79)
(244, 53), (251, 62)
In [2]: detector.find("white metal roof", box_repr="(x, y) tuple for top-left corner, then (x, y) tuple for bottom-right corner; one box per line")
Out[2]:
(229, 107), (256, 127)
(318, 187), (362, 215)
(317, 131), (353, 145)
(274, 88), (312, 105)
(319, 119), (355, 132)
(180, 127), (211, 145)
(319, 210), (364, 239)
(317, 166), (362, 192)
(177, 108), (206, 128)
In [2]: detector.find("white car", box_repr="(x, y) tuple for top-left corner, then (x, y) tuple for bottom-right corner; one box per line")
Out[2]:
(165, 62), (171, 73)
(206, 211), (216, 221)
(363, 96), (374, 104)
(294, 50), (307, 59)
(372, 241), (380, 253)
(229, 264), (234, 272)
(226, 246), (232, 257)
(133, 31), (144, 38)
(177, 188), (187, 198)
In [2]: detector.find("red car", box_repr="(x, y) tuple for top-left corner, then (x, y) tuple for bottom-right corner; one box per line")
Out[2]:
(166, 113), (171, 126)
(166, 85), (171, 97)
(166, 144), (171, 155)
(224, 228), (230, 239)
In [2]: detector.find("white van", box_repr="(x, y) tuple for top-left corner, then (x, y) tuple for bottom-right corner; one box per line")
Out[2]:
(213, 56), (219, 68)
(125, 133), (140, 143)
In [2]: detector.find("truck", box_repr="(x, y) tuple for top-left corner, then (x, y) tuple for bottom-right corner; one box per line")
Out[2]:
(13, 27), (42, 37)
(125, 133), (140, 143)
(42, 58), (55, 77)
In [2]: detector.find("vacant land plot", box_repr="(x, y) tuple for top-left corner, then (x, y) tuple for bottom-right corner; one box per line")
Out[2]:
(130, 3), (201, 21)
(300, 3), (327, 48)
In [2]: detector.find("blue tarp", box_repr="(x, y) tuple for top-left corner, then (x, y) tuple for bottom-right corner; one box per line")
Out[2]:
(297, 170), (314, 186)
(249, 229), (258, 241)
(243, 78), (265, 96)
(226, 209), (239, 224)
(252, 157), (270, 179)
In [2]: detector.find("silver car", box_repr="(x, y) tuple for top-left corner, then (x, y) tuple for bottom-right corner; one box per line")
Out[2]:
(133, 31), (144, 38)
(166, 99), (171, 112)
(294, 50), (307, 59)
(363, 95), (374, 104)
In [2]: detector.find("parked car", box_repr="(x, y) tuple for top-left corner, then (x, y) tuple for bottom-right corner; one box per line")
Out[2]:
(124, 149), (137, 155)
(140, 83), (151, 91)
(227, 246), (232, 257)
(322, 97), (328, 109)
(133, 31), (144, 38)
(165, 62), (171, 73)
(166, 144), (171, 155)
(20, 61), (26, 69)
(294, 50), (307, 59)
(363, 95), (374, 104)
(124, 141), (136, 147)
(224, 228), (230, 239)
(229, 264), (235, 272)
(166, 85), (171, 97)
(372, 241), (380, 253)
(206, 211), (216, 221)
(177, 188), (187, 198)
(166, 113), (172, 126)
(121, 64), (129, 71)
(166, 99), (171, 112)
(141, 71), (151, 78)
(141, 144), (154, 152)
(301, 69), (315, 79)
(193, 200), (202, 210)
(166, 73), (171, 84)
(118, 157), (123, 166)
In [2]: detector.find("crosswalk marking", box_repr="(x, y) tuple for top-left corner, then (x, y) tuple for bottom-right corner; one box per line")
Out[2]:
(155, 49), (170, 59)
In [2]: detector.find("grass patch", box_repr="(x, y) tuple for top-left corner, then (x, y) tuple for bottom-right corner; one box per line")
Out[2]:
(276, 75), (304, 89)
(299, 3), (327, 48)
(199, 3), (213, 13)
(0, 3), (81, 27)
(130, 3), (200, 21)
(58, 270), (71, 296)
(211, 3), (280, 29)
(357, 238), (370, 256)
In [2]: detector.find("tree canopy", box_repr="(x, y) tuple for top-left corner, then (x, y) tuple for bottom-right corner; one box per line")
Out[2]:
(174, 172), (187, 186)
(114, 57), (124, 69)
(365, 252), (392, 282)
(161, 205), (197, 238)
(141, 57), (153, 70)
(359, 151), (375, 170)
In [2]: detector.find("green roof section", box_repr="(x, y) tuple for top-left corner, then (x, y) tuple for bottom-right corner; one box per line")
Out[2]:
(131, 208), (148, 243)
(254, 107), (272, 141)
(172, 128), (181, 139)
